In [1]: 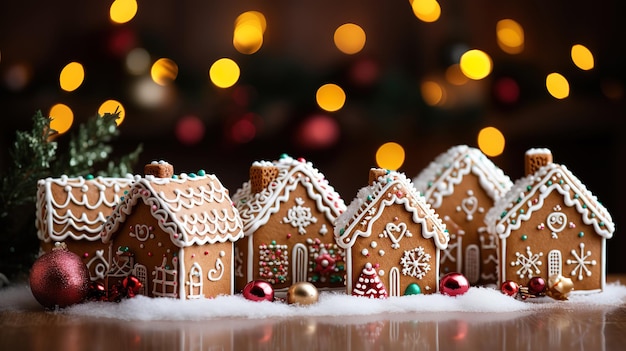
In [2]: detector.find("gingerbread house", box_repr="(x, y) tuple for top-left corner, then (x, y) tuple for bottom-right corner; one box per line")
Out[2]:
(232, 154), (347, 294)
(36, 175), (135, 281)
(334, 168), (449, 297)
(485, 149), (615, 293)
(413, 145), (513, 285)
(100, 161), (244, 299)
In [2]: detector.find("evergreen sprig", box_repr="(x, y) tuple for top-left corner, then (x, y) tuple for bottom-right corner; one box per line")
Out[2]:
(0, 110), (142, 279)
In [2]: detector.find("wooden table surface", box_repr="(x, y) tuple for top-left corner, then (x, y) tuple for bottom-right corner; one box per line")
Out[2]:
(2, 277), (626, 351)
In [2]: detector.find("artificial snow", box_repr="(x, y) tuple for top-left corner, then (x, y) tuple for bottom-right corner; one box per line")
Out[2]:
(1, 282), (626, 321)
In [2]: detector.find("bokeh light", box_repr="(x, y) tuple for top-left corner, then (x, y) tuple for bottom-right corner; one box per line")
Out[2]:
(546, 72), (570, 99)
(98, 99), (126, 126)
(334, 23), (366, 55)
(4, 63), (31, 91)
(493, 77), (520, 104)
(350, 58), (379, 86)
(132, 76), (172, 108)
(110, 0), (138, 24)
(376, 142), (405, 170)
(233, 11), (266, 54)
(571, 44), (594, 71)
(59, 62), (85, 92)
(445, 64), (469, 86)
(496, 19), (524, 54)
(477, 127), (505, 157)
(175, 115), (205, 146)
(126, 48), (151, 75)
(209, 58), (240, 88)
(296, 114), (340, 150)
(411, 0), (442, 23)
(421, 80), (445, 106)
(230, 118), (257, 143)
(316, 83), (346, 112)
(49, 103), (74, 135)
(151, 58), (178, 86)
(459, 49), (492, 80)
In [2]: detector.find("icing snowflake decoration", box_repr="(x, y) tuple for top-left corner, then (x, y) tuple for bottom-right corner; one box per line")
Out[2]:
(566, 242), (597, 281)
(283, 197), (318, 234)
(400, 247), (431, 279)
(511, 246), (543, 279)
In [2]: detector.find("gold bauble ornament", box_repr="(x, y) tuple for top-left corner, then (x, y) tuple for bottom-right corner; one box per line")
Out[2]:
(286, 282), (319, 305)
(545, 274), (574, 300)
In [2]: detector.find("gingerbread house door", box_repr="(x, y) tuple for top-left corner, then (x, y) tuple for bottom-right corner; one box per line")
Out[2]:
(187, 262), (203, 299)
(464, 245), (480, 284)
(292, 243), (308, 283)
(389, 267), (401, 296)
(548, 250), (562, 277)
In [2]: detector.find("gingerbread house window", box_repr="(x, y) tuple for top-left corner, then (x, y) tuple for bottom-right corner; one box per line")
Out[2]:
(132, 264), (147, 295)
(152, 257), (178, 298)
(187, 263), (203, 299)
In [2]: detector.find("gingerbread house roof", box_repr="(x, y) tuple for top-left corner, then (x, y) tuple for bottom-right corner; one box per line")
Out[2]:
(334, 169), (449, 250)
(101, 172), (243, 247)
(36, 175), (135, 243)
(232, 155), (346, 235)
(486, 162), (615, 240)
(413, 145), (513, 207)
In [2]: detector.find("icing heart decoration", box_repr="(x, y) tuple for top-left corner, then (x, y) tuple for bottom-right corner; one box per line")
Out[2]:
(129, 224), (151, 241)
(382, 222), (412, 249)
(459, 193), (478, 221)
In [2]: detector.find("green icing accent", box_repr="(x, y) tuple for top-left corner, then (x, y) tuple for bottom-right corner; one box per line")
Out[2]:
(197, 169), (206, 176)
(86, 174), (94, 180)
(521, 234), (528, 241)
(578, 232), (585, 238)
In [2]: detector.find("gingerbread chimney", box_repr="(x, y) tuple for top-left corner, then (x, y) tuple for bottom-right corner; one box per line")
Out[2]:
(525, 148), (553, 176)
(250, 163), (279, 193)
(368, 168), (388, 185)
(144, 161), (174, 178)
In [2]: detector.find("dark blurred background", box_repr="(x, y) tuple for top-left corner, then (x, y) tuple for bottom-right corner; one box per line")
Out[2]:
(1, 1), (624, 272)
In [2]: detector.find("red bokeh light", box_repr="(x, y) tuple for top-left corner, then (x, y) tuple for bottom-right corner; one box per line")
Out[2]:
(296, 114), (340, 150)
(175, 115), (205, 145)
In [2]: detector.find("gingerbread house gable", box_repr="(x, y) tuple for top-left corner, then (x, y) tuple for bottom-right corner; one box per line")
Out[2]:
(100, 170), (243, 299)
(486, 161), (614, 293)
(413, 145), (513, 285)
(232, 155), (347, 292)
(35, 175), (135, 281)
(334, 169), (448, 296)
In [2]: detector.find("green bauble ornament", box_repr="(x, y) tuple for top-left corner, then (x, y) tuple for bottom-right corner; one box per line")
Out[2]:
(405, 283), (422, 295)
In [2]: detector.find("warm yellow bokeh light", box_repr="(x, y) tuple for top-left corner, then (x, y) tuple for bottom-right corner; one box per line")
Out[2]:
(233, 23), (264, 54)
(49, 104), (74, 134)
(477, 127), (505, 157)
(334, 23), (366, 55)
(235, 11), (267, 33)
(98, 100), (126, 126)
(209, 58), (240, 88)
(421, 80), (445, 106)
(110, 0), (138, 24)
(571, 44), (594, 71)
(151, 58), (178, 86)
(459, 49), (492, 80)
(316, 84), (346, 112)
(376, 142), (406, 171)
(445, 64), (469, 86)
(546, 72), (570, 99)
(496, 19), (524, 54)
(59, 62), (85, 92)
(411, 0), (441, 23)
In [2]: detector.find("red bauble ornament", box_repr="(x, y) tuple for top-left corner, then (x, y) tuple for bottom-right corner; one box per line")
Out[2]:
(242, 280), (275, 302)
(500, 280), (520, 296)
(528, 277), (546, 296)
(439, 272), (470, 297)
(29, 247), (90, 309)
(122, 275), (143, 298)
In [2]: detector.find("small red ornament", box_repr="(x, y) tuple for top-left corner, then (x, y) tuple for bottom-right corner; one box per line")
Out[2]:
(500, 280), (520, 297)
(122, 275), (143, 298)
(528, 277), (546, 296)
(439, 272), (470, 297)
(87, 281), (108, 301)
(242, 280), (275, 302)
(29, 246), (90, 309)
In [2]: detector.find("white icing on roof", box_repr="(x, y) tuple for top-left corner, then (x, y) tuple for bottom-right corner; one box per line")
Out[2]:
(334, 170), (449, 250)
(101, 172), (243, 246)
(413, 145), (513, 208)
(525, 148), (552, 156)
(232, 155), (346, 236)
(36, 175), (136, 242)
(485, 162), (614, 239)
